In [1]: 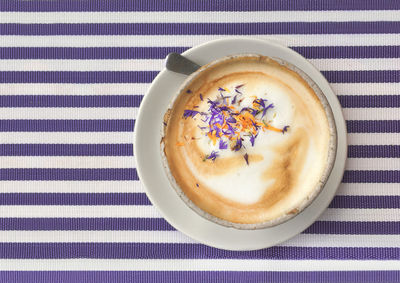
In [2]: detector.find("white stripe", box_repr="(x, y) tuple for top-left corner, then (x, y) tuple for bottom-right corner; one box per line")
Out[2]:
(0, 181), (145, 193)
(0, 206), (161, 218)
(1, 34), (400, 47)
(0, 180), (398, 196)
(2, 107), (396, 120)
(0, 83), (150, 95)
(0, 207), (397, 221)
(0, 259), (398, 271)
(0, 132), (397, 146)
(1, 58), (400, 72)
(0, 231), (194, 244)
(0, 108), (138, 119)
(348, 133), (400, 145)
(0, 156), (135, 168)
(346, 158), (400, 171)
(0, 132), (134, 144)
(331, 83), (400, 96)
(1, 11), (399, 23)
(343, 108), (400, 120)
(1, 83), (399, 96)
(337, 183), (400, 196)
(310, 58), (400, 71)
(0, 231), (397, 248)
(0, 59), (164, 72)
(319, 209), (400, 222)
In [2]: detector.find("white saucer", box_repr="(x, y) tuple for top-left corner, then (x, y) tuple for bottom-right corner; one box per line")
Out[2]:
(134, 38), (347, 251)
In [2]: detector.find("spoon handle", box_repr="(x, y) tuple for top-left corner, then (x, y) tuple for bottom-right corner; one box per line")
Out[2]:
(165, 52), (201, 75)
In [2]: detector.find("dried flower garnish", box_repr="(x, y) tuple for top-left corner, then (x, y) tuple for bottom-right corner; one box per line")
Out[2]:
(183, 109), (200, 118)
(219, 139), (228, 150)
(182, 84), (289, 161)
(186, 89), (192, 94)
(205, 151), (219, 161)
(282, 125), (290, 134)
(243, 153), (249, 165)
(196, 183), (199, 187)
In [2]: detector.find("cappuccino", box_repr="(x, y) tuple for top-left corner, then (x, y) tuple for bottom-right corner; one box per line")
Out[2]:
(162, 55), (335, 228)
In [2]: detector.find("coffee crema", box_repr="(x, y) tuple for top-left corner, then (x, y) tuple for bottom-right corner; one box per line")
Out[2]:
(162, 55), (334, 227)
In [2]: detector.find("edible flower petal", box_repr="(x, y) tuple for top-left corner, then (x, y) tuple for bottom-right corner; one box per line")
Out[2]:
(183, 110), (199, 118)
(282, 125), (290, 134)
(243, 153), (249, 165)
(206, 151), (219, 161)
(219, 139), (228, 150)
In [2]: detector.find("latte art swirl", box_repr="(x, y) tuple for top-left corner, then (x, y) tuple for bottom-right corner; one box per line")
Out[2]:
(162, 55), (335, 227)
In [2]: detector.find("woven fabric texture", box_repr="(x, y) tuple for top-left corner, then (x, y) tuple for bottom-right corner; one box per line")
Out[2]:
(0, 1), (399, 282)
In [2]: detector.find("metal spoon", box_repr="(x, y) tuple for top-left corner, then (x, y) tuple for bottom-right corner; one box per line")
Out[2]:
(165, 52), (201, 76)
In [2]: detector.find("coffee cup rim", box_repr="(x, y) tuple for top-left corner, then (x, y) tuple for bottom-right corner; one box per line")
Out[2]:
(161, 53), (338, 229)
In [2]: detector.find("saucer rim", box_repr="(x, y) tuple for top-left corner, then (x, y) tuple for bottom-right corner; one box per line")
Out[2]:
(134, 37), (347, 251)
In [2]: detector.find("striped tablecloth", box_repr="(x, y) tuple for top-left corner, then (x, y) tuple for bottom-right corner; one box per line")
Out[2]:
(0, 1), (399, 282)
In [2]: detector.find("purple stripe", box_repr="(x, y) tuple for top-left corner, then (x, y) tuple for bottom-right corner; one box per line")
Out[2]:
(0, 119), (135, 132)
(0, 47), (187, 59)
(2, 46), (400, 59)
(1, 0), (400, 11)
(1, 193), (397, 208)
(0, 193), (150, 205)
(338, 95), (400, 108)
(329, 196), (400, 209)
(343, 170), (400, 183)
(303, 221), (400, 235)
(1, 22), (400, 36)
(1, 271), (399, 283)
(0, 168), (138, 181)
(292, 46), (400, 59)
(0, 218), (398, 234)
(0, 144), (133, 156)
(347, 120), (400, 133)
(348, 145), (400, 158)
(0, 243), (398, 259)
(0, 71), (157, 83)
(0, 95), (396, 109)
(322, 70), (400, 83)
(0, 95), (143, 107)
(0, 71), (397, 84)
(1, 119), (393, 133)
(0, 218), (174, 231)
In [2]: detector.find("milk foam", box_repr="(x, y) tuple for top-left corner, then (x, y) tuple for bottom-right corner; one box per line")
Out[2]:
(187, 79), (295, 204)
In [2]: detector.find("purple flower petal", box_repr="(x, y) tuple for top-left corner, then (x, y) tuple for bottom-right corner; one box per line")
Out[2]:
(240, 107), (258, 116)
(218, 87), (225, 92)
(219, 139), (228, 150)
(232, 137), (242, 151)
(231, 94), (238, 104)
(199, 94), (203, 101)
(243, 153), (249, 165)
(206, 150), (219, 161)
(249, 133), (258, 146)
(282, 125), (290, 134)
(183, 110), (199, 118)
(226, 116), (237, 123)
(186, 89), (192, 94)
(262, 103), (274, 118)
